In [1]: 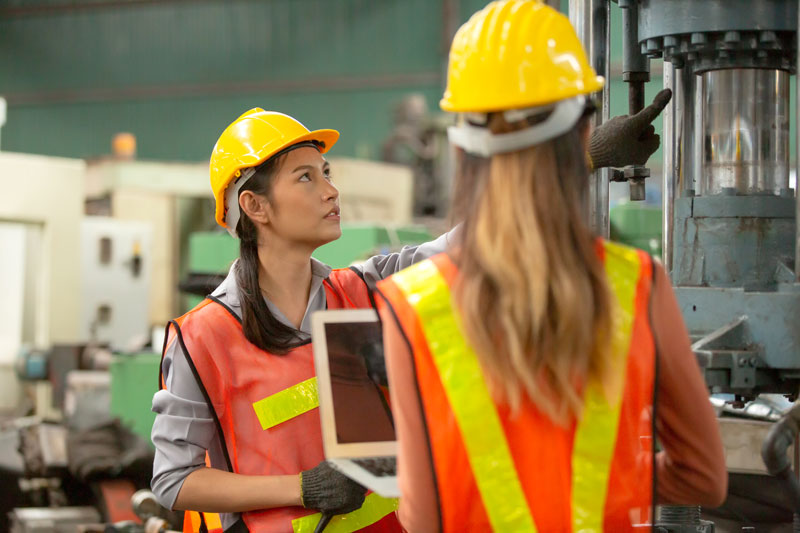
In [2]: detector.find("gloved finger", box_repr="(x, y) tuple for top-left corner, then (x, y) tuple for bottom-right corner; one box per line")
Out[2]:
(638, 124), (656, 140)
(337, 492), (367, 514)
(630, 89), (672, 130)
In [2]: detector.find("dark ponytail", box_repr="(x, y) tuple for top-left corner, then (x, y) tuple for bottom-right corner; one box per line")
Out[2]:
(234, 155), (302, 354)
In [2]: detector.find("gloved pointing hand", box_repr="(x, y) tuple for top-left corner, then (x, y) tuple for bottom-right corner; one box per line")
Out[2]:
(300, 461), (367, 514)
(587, 88), (672, 169)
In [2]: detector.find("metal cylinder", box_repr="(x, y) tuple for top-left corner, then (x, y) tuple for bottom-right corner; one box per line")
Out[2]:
(662, 61), (675, 272)
(628, 83), (645, 116)
(676, 67), (700, 195)
(569, 0), (610, 237)
(701, 69), (790, 196)
(620, 0), (648, 76)
(796, 1), (800, 282)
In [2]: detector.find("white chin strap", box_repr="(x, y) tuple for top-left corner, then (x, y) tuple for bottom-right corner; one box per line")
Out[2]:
(224, 167), (256, 238)
(447, 96), (585, 157)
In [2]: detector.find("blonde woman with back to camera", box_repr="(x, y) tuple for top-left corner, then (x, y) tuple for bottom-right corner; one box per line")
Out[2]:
(375, 1), (727, 532)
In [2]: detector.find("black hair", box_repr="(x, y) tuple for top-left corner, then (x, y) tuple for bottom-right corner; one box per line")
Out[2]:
(234, 154), (303, 354)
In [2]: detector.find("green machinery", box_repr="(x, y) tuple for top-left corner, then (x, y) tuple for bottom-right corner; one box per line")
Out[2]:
(609, 201), (662, 260)
(183, 223), (433, 309)
(110, 352), (161, 443)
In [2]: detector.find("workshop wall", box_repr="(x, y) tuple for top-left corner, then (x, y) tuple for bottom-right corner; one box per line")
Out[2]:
(0, 0), (466, 161)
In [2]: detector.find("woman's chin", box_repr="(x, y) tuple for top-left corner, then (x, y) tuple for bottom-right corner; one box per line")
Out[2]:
(315, 228), (342, 248)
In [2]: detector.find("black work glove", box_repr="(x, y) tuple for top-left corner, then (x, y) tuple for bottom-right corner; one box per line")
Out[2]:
(300, 461), (367, 514)
(587, 88), (672, 169)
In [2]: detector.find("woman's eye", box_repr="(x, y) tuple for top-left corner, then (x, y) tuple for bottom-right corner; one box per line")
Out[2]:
(299, 173), (311, 182)
(324, 170), (333, 181)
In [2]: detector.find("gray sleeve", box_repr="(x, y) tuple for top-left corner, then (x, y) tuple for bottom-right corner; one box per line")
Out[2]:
(150, 338), (218, 510)
(355, 226), (459, 290)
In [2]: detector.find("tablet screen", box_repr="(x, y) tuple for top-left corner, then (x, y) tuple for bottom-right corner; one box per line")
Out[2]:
(324, 320), (396, 443)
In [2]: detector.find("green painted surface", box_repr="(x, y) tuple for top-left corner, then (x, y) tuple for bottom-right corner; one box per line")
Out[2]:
(609, 202), (663, 258)
(110, 352), (162, 445)
(0, 0), (451, 162)
(189, 231), (238, 274)
(187, 224), (433, 275)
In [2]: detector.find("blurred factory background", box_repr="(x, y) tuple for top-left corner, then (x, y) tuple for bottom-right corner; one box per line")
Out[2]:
(0, 1), (798, 532)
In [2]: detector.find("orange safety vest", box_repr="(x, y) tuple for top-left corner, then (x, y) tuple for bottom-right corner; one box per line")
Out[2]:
(160, 268), (401, 533)
(376, 241), (656, 532)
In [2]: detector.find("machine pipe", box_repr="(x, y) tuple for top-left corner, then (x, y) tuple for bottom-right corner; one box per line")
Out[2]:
(761, 401), (800, 512)
(796, 1), (800, 282)
(662, 61), (675, 272)
(570, 0), (611, 237)
(675, 67), (699, 195)
(619, 0), (649, 78)
(4, 71), (442, 107)
(627, 83), (645, 116)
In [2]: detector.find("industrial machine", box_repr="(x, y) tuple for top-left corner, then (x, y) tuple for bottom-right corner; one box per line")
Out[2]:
(80, 218), (153, 352)
(570, 0), (800, 529)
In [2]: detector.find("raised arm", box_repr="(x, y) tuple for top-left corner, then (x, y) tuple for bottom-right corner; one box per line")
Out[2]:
(355, 226), (459, 289)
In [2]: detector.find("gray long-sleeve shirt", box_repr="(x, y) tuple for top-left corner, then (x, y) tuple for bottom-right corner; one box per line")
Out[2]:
(151, 231), (454, 528)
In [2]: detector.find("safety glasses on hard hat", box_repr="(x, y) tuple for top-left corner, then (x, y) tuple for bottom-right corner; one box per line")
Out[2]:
(447, 96), (595, 158)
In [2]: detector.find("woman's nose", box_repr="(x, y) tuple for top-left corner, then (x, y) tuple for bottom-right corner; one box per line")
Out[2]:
(323, 179), (339, 201)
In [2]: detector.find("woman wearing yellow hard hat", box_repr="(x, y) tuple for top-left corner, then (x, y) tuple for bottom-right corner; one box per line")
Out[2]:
(375, 1), (726, 531)
(149, 109), (446, 532)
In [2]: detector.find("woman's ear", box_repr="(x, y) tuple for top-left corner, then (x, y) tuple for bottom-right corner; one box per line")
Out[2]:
(239, 191), (270, 225)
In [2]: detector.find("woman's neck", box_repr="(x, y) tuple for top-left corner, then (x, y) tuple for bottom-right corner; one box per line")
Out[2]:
(256, 240), (314, 329)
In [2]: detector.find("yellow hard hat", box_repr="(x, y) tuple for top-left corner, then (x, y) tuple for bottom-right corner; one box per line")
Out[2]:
(440, 0), (604, 113)
(209, 109), (339, 229)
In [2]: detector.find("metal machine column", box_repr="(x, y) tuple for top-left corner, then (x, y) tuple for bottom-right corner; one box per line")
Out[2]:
(569, 0), (611, 237)
(661, 60), (676, 272)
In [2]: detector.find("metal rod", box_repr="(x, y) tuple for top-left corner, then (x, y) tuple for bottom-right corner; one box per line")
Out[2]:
(570, 0), (610, 237)
(628, 82), (645, 116)
(3, 71), (443, 106)
(691, 315), (748, 352)
(662, 61), (675, 272)
(620, 0), (648, 116)
(796, 0), (800, 282)
(693, 74), (704, 193)
(677, 67), (698, 195)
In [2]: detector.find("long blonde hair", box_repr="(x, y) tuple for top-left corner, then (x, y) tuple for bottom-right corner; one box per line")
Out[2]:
(451, 113), (614, 424)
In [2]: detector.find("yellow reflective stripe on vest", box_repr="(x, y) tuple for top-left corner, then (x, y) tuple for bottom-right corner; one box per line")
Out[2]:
(252, 377), (319, 430)
(392, 259), (537, 533)
(291, 493), (398, 533)
(571, 241), (641, 533)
